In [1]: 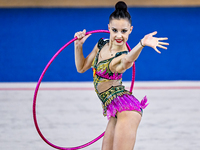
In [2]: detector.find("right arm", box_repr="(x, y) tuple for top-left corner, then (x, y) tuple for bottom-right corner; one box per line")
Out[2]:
(74, 29), (98, 73)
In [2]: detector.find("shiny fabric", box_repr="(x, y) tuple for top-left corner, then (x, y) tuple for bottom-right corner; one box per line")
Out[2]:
(98, 85), (148, 119)
(92, 38), (148, 119)
(92, 38), (128, 95)
(106, 93), (148, 120)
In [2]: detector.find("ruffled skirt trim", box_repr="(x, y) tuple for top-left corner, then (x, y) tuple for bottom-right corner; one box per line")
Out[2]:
(106, 94), (148, 120)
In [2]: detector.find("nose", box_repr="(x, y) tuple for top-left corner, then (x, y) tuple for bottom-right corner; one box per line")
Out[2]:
(116, 32), (122, 38)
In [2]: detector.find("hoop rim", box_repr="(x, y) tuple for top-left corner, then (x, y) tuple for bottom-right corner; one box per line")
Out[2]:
(33, 30), (135, 150)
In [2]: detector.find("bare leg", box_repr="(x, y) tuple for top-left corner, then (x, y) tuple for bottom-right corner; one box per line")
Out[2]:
(113, 111), (142, 150)
(102, 117), (117, 150)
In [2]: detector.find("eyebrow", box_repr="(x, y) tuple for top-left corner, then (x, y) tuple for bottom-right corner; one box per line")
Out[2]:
(111, 27), (128, 30)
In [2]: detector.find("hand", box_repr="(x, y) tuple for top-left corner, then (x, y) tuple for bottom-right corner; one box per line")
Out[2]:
(74, 29), (91, 46)
(141, 31), (169, 54)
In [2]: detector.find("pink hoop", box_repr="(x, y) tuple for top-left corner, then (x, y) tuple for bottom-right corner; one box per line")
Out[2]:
(33, 30), (135, 150)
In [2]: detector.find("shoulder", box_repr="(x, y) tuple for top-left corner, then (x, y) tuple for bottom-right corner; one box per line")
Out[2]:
(97, 38), (109, 50)
(109, 51), (129, 73)
(115, 51), (129, 57)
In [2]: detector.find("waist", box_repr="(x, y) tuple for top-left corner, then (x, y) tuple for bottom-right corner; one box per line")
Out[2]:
(96, 80), (121, 93)
(97, 85), (131, 106)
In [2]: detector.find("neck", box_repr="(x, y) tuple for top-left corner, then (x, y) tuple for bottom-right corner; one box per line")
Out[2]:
(109, 43), (127, 52)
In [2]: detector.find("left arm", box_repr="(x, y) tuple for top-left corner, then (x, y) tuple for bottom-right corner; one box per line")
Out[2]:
(114, 31), (169, 73)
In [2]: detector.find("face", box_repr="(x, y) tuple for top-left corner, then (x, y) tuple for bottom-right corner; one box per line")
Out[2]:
(108, 19), (133, 47)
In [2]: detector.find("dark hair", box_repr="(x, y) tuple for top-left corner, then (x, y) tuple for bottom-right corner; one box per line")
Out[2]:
(109, 1), (132, 25)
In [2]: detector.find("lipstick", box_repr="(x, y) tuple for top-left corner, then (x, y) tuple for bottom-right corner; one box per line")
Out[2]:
(115, 39), (123, 43)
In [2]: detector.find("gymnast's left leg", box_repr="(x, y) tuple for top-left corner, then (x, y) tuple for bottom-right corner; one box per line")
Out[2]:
(113, 111), (142, 150)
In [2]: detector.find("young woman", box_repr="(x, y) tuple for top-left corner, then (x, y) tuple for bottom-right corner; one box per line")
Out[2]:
(74, 1), (169, 150)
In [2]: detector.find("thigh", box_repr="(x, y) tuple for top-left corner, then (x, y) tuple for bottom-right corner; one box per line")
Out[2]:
(113, 111), (142, 150)
(102, 117), (117, 150)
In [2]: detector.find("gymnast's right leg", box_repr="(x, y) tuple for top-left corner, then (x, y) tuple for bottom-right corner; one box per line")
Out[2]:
(101, 117), (117, 150)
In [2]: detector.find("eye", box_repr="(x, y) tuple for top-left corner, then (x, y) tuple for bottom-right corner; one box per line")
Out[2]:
(122, 29), (128, 33)
(112, 28), (117, 33)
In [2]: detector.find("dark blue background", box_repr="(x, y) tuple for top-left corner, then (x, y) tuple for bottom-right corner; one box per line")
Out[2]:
(0, 7), (199, 82)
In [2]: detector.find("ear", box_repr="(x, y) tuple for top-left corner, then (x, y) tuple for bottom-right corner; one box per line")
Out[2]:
(130, 26), (133, 34)
(108, 24), (110, 31)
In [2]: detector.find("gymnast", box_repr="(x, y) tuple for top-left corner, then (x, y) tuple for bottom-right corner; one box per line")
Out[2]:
(74, 1), (169, 150)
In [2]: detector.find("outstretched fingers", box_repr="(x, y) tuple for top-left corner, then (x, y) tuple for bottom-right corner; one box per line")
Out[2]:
(151, 31), (158, 36)
(158, 40), (169, 50)
(158, 41), (169, 45)
(154, 47), (161, 54)
(154, 38), (169, 53)
(143, 31), (169, 53)
(158, 37), (168, 41)
(157, 45), (167, 50)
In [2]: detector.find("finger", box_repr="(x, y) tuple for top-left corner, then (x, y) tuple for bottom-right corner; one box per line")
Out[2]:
(83, 29), (86, 35)
(158, 37), (168, 41)
(77, 34), (82, 39)
(74, 32), (78, 38)
(154, 47), (161, 54)
(77, 32), (85, 39)
(74, 34), (81, 39)
(74, 31), (82, 38)
(151, 31), (157, 36)
(158, 42), (169, 45)
(158, 45), (167, 50)
(82, 34), (91, 41)
(87, 33), (92, 38)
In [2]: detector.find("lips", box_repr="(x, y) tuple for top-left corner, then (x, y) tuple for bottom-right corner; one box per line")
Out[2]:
(115, 39), (123, 43)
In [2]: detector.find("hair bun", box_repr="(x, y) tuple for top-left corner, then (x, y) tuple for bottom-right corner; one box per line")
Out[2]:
(115, 1), (127, 12)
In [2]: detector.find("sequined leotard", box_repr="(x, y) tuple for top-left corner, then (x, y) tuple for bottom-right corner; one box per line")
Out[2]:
(92, 38), (148, 119)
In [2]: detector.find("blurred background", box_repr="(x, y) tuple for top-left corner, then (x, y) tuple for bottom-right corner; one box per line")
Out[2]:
(0, 0), (200, 82)
(0, 1), (200, 150)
